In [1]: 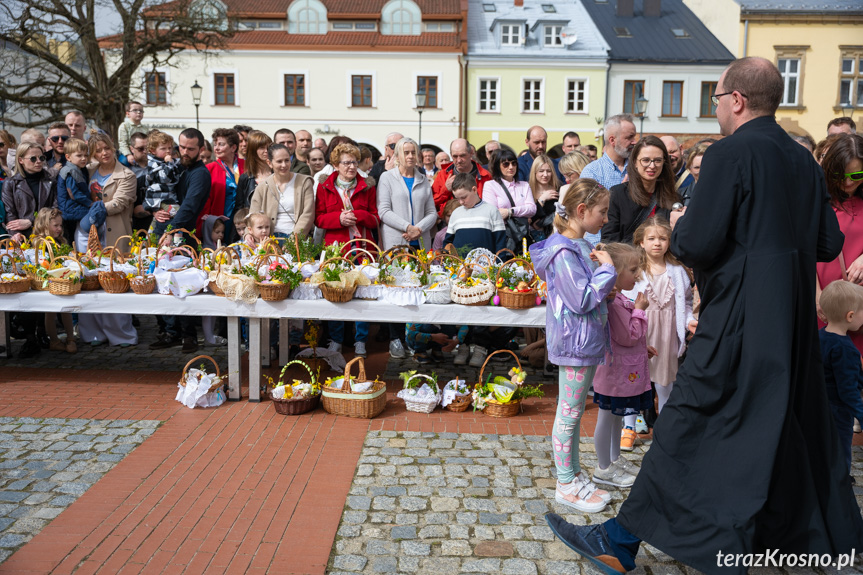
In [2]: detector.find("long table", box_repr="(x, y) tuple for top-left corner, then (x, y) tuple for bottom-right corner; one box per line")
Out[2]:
(0, 291), (547, 401)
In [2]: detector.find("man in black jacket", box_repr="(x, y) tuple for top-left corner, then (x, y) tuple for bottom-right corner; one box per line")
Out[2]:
(150, 128), (211, 353)
(546, 57), (863, 575)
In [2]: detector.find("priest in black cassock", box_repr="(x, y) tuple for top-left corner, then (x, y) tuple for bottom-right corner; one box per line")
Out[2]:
(546, 57), (863, 574)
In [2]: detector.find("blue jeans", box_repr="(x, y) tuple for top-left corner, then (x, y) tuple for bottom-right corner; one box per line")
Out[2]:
(329, 321), (368, 344)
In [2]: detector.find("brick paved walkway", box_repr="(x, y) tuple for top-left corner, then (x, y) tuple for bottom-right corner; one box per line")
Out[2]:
(0, 333), (861, 574)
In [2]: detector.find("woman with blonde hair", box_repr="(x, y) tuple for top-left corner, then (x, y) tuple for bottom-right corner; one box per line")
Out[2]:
(528, 153), (561, 242)
(236, 130), (273, 224)
(377, 137), (436, 251)
(557, 150), (592, 203)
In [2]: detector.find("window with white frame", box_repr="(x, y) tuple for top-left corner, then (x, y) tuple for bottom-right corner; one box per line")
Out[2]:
(381, 0), (422, 35)
(522, 79), (543, 113)
(478, 78), (499, 112)
(778, 57), (801, 106)
(288, 0), (327, 34)
(566, 79), (587, 113)
(839, 50), (863, 108)
(544, 25), (563, 47)
(501, 23), (521, 45)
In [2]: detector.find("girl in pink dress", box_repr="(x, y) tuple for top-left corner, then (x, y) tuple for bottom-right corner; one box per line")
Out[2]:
(626, 217), (696, 439)
(591, 243), (653, 489)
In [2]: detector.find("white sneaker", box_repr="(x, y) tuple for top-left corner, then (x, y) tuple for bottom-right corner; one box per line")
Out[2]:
(389, 339), (406, 359)
(354, 341), (367, 357)
(593, 462), (636, 488)
(574, 472), (611, 503)
(468, 345), (487, 368)
(613, 456), (640, 477)
(206, 335), (227, 346)
(453, 344), (470, 366)
(327, 341), (342, 353)
(555, 479), (607, 513)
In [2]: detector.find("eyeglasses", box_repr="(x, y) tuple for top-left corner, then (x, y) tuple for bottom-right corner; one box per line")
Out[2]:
(340, 160), (359, 167)
(131, 146), (147, 152)
(638, 158), (664, 167)
(839, 171), (863, 182)
(500, 160), (516, 168)
(129, 109), (144, 114)
(50, 135), (70, 143)
(711, 90), (747, 106)
(386, 143), (396, 150)
(25, 155), (47, 163)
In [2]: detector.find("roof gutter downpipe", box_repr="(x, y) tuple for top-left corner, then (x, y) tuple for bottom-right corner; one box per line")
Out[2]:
(743, 18), (749, 57)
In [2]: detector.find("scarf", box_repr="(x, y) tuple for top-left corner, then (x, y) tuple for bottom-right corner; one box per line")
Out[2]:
(335, 177), (359, 239)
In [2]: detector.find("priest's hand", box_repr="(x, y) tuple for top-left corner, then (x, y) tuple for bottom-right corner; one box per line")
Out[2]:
(670, 207), (686, 228)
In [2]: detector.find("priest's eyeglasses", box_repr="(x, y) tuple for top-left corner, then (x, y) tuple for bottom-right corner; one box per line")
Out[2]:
(711, 91), (748, 106)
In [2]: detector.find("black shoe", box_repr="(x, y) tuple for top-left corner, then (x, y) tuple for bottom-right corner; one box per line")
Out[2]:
(545, 514), (633, 574)
(18, 341), (41, 359)
(39, 335), (50, 349)
(182, 337), (199, 354)
(149, 335), (181, 350)
(415, 352), (431, 365)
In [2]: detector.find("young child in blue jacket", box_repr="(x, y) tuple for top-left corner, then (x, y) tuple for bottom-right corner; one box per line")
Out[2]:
(56, 138), (106, 243)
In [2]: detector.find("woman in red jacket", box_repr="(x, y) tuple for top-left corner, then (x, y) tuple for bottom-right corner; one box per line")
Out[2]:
(314, 142), (379, 357)
(200, 128), (244, 237)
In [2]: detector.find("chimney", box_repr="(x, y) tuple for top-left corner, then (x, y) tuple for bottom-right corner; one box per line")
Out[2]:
(616, 0), (634, 17)
(515, 0), (523, 6)
(644, 0), (661, 17)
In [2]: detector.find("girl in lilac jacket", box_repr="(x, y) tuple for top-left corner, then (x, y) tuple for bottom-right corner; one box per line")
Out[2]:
(530, 178), (616, 514)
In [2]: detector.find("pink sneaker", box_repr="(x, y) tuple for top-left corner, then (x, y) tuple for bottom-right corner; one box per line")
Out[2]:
(555, 479), (607, 513)
(575, 472), (611, 503)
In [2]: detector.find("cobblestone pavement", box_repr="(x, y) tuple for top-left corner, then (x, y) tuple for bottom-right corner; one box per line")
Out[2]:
(1, 315), (228, 371)
(0, 417), (159, 564)
(329, 431), (863, 575)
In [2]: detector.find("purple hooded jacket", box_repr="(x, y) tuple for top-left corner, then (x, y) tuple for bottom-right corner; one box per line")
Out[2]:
(530, 234), (617, 366)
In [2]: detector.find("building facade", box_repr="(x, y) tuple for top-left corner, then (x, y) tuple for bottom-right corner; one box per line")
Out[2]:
(465, 0), (609, 155)
(110, 0), (468, 155)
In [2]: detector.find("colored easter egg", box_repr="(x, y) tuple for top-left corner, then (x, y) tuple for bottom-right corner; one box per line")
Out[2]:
(536, 296), (542, 306)
(492, 295), (500, 306)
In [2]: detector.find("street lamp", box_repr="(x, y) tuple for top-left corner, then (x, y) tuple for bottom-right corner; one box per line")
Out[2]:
(635, 95), (649, 139)
(415, 91), (427, 147)
(191, 80), (203, 130)
(841, 103), (855, 121)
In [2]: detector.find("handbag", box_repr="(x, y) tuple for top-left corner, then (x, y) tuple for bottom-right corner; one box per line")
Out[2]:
(500, 184), (532, 254)
(623, 193), (658, 242)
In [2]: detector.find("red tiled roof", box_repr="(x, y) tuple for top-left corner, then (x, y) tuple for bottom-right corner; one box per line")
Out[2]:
(145, 0), (462, 18)
(224, 29), (462, 51)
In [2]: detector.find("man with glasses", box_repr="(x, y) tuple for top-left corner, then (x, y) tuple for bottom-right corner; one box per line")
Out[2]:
(432, 138), (492, 215)
(118, 102), (147, 160)
(46, 122), (71, 175)
(369, 132), (403, 183)
(547, 57), (862, 574)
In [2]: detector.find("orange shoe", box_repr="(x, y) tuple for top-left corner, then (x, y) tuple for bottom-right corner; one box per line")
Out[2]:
(620, 428), (637, 452)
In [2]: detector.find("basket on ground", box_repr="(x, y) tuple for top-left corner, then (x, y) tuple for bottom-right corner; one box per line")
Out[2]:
(397, 372), (440, 413)
(270, 360), (321, 415)
(442, 378), (472, 412)
(473, 349), (525, 418)
(321, 357), (387, 419)
(176, 355), (226, 409)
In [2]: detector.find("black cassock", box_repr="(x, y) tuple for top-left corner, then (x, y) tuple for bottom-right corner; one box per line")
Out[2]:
(617, 116), (863, 573)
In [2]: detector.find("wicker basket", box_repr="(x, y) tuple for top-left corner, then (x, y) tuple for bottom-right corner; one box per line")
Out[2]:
(321, 357), (387, 419)
(478, 349), (523, 418)
(495, 257), (538, 309)
(158, 227), (201, 250)
(255, 254), (295, 301)
(270, 360), (321, 416)
(0, 251), (29, 294)
(179, 355), (225, 393)
(451, 262), (494, 306)
(98, 237), (133, 294)
(400, 373), (440, 413)
(26, 237), (55, 291)
(442, 378), (472, 412)
(318, 257), (357, 303)
(47, 256), (84, 296)
(130, 255), (155, 295)
(206, 246), (237, 297)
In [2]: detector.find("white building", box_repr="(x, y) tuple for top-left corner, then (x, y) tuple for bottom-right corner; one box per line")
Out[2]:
(104, 0), (467, 155)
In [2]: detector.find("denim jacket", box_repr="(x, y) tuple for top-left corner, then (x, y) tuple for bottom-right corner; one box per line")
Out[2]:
(530, 234), (617, 366)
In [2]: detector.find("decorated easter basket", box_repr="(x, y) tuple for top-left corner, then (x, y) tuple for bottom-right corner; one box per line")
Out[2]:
(475, 349), (523, 418)
(425, 253), (462, 305)
(321, 357), (387, 419)
(0, 241), (30, 294)
(443, 378), (472, 412)
(98, 236), (134, 294)
(495, 257), (539, 309)
(24, 237), (55, 291)
(270, 360), (321, 416)
(47, 256), (84, 296)
(379, 252), (428, 306)
(129, 254), (156, 295)
(255, 254), (301, 302)
(317, 256), (358, 303)
(397, 372), (441, 414)
(176, 355), (226, 409)
(450, 262), (495, 306)
(343, 240), (382, 300)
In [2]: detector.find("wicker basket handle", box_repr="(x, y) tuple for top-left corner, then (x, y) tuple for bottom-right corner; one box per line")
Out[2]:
(159, 227), (201, 248)
(495, 248), (517, 262)
(341, 247), (376, 266)
(385, 251), (428, 272)
(259, 237), (282, 256)
(342, 238), (381, 260)
(278, 359), (316, 387)
(157, 245), (199, 271)
(253, 253), (293, 280)
(32, 236), (57, 266)
(479, 349), (522, 386)
(51, 255), (84, 279)
(342, 356), (367, 394)
(319, 256), (354, 272)
(180, 354), (221, 387)
(379, 245), (415, 264)
(405, 373), (437, 391)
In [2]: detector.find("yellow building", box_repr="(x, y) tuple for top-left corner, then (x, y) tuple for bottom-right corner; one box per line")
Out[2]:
(683, 0), (863, 139)
(465, 0), (609, 156)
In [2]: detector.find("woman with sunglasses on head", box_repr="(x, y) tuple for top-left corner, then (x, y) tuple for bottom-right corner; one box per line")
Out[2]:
(816, 134), (863, 353)
(482, 148), (537, 252)
(600, 135), (681, 245)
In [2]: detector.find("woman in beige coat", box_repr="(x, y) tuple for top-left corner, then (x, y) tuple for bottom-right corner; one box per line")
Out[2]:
(249, 143), (315, 238)
(84, 131), (137, 252)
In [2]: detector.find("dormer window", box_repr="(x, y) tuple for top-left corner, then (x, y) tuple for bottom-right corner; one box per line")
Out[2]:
(288, 0), (328, 35)
(501, 23), (521, 45)
(381, 0), (422, 36)
(543, 25), (563, 47)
